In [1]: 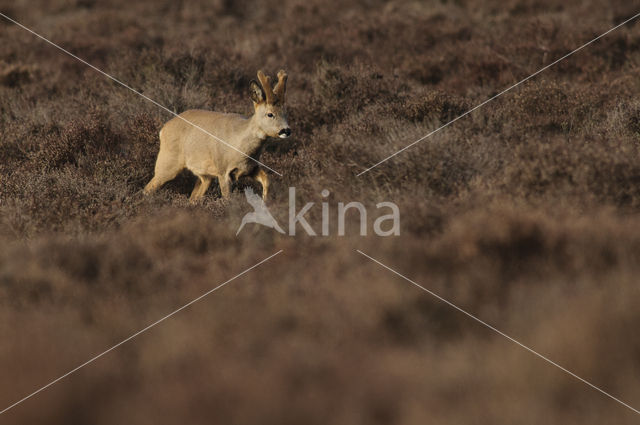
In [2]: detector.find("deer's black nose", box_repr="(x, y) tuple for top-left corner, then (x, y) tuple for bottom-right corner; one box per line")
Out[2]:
(278, 128), (291, 138)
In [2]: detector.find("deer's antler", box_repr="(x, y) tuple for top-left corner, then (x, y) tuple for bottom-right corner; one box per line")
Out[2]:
(273, 70), (287, 104)
(257, 70), (275, 104)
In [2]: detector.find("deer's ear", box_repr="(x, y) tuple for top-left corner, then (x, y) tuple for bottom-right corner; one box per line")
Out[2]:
(249, 80), (265, 104)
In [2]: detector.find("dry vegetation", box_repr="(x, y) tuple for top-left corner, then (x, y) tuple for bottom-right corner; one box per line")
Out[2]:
(1, 0), (640, 423)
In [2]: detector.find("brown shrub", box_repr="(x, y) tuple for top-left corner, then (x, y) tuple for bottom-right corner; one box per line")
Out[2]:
(2, 0), (640, 424)
(0, 63), (34, 88)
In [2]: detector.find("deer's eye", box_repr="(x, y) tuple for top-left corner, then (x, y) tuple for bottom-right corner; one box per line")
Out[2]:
(267, 113), (275, 118)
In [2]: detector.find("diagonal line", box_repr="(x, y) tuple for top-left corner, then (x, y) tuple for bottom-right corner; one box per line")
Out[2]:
(357, 11), (640, 176)
(356, 249), (640, 416)
(0, 250), (283, 416)
(0, 12), (282, 176)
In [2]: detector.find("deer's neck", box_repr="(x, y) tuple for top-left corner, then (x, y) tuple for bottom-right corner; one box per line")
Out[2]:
(244, 113), (267, 143)
(249, 113), (269, 138)
(231, 113), (267, 159)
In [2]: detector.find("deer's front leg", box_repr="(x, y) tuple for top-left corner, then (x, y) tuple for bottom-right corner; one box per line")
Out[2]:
(253, 168), (269, 200)
(219, 173), (232, 198)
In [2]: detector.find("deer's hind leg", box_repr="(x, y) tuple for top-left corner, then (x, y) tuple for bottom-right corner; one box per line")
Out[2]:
(189, 175), (212, 203)
(144, 147), (184, 194)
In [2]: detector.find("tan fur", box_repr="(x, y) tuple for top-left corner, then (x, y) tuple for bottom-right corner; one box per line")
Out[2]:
(144, 69), (290, 202)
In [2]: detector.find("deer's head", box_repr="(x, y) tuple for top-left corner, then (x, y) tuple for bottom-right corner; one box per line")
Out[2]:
(250, 69), (291, 139)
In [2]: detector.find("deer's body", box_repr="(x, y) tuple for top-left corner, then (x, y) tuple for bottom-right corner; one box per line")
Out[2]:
(144, 70), (290, 202)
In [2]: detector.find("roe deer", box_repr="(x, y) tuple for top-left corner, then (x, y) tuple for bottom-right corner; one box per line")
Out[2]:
(144, 69), (290, 202)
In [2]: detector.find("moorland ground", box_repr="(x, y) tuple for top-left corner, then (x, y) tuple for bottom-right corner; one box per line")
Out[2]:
(1, 0), (640, 424)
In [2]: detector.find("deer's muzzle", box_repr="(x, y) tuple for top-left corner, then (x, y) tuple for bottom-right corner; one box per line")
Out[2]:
(278, 128), (292, 138)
